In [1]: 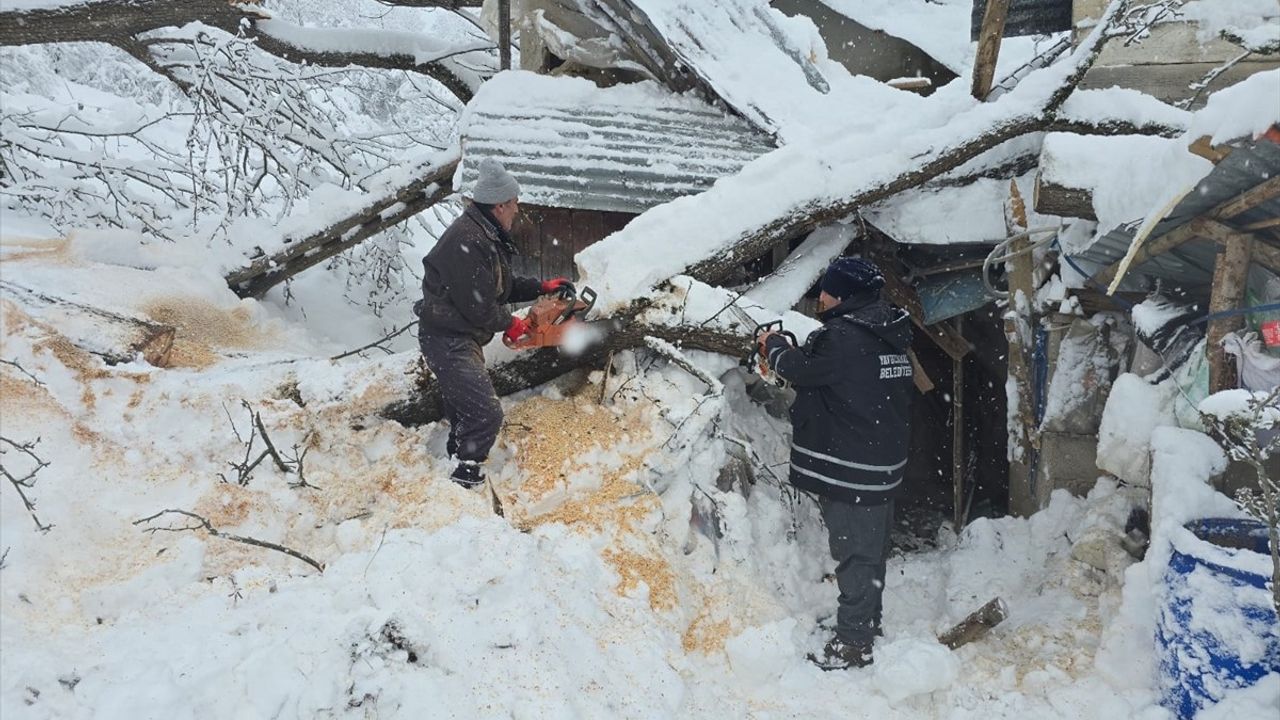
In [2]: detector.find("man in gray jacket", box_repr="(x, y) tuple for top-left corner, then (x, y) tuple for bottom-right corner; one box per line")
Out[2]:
(416, 159), (570, 488)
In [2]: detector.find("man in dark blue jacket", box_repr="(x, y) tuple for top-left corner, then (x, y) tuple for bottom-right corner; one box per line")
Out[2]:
(761, 257), (913, 669)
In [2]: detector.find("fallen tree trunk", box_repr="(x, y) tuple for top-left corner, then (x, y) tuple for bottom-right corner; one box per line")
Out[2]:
(381, 2), (1132, 426)
(225, 153), (459, 299)
(0, 280), (176, 367)
(382, 316), (749, 427)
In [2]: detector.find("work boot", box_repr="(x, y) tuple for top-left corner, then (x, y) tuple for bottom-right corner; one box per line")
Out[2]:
(808, 636), (873, 671)
(450, 460), (485, 489)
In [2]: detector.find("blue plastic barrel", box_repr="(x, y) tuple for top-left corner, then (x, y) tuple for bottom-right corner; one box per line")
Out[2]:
(1157, 518), (1279, 719)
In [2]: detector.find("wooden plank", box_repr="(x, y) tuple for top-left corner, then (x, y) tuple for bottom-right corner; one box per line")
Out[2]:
(1099, 173), (1280, 291)
(971, 0), (1010, 100)
(1206, 231), (1253, 392)
(571, 210), (605, 281)
(541, 208), (575, 281)
(908, 348), (935, 394)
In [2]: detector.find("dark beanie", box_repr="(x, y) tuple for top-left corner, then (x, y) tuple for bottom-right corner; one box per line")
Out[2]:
(820, 257), (885, 300)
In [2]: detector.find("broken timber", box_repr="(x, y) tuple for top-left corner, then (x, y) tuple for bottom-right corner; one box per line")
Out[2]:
(225, 154), (458, 299)
(938, 597), (1008, 650)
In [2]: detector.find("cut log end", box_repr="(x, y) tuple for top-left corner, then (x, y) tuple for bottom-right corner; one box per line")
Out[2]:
(937, 597), (1008, 650)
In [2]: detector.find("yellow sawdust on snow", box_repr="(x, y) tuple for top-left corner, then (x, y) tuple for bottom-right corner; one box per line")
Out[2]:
(500, 394), (683, 613)
(602, 546), (677, 611)
(140, 298), (265, 369)
(0, 236), (77, 264)
(502, 396), (643, 504)
(681, 594), (735, 654)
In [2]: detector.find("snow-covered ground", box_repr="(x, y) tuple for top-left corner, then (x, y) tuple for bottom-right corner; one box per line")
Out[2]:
(0, 227), (1244, 720)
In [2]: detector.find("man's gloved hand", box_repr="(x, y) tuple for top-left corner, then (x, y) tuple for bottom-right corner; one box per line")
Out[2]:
(504, 315), (529, 345)
(540, 278), (574, 295)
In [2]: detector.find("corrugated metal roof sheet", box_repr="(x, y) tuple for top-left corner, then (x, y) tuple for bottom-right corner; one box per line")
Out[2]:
(457, 78), (776, 215)
(1072, 136), (1280, 286)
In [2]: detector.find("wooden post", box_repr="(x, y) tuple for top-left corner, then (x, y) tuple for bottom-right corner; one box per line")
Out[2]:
(953, 316), (966, 530)
(1004, 180), (1039, 516)
(498, 0), (512, 70)
(971, 0), (1011, 100)
(1207, 236), (1253, 392)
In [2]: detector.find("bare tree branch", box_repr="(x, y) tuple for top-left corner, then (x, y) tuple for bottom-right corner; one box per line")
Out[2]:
(133, 508), (324, 573)
(0, 436), (52, 533)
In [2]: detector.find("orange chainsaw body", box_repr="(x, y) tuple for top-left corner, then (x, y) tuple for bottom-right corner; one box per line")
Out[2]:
(503, 286), (597, 350)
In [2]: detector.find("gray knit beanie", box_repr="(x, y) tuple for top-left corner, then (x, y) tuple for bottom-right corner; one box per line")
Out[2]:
(471, 158), (520, 204)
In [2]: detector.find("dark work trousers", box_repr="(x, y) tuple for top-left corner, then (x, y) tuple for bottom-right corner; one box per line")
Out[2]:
(819, 496), (894, 646)
(418, 334), (503, 463)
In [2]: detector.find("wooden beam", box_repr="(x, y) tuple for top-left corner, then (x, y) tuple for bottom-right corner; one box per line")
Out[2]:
(1240, 217), (1280, 232)
(1215, 176), (1280, 220)
(1250, 239), (1280, 275)
(879, 267), (971, 360)
(1094, 220), (1203, 286)
(971, 0), (1010, 100)
(952, 316), (966, 530)
(1206, 232), (1253, 392)
(1188, 135), (1233, 164)
(498, 0), (511, 70)
(1098, 175), (1280, 290)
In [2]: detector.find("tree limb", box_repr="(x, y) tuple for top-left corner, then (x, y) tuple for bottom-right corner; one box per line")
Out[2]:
(0, 0), (485, 103)
(134, 509), (324, 573)
(225, 152), (459, 298)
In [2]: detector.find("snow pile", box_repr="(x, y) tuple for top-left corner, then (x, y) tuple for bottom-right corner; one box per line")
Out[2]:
(1039, 132), (1210, 233)
(1096, 373), (1179, 486)
(1184, 69), (1280, 145)
(1182, 0), (1280, 53)
(0, 249), (1189, 719)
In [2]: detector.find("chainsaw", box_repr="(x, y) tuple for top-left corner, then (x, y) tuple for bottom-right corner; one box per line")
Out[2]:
(744, 319), (797, 386)
(503, 284), (598, 350)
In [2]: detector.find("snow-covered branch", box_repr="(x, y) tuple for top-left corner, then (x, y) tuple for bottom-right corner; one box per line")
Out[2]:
(0, 0), (490, 103)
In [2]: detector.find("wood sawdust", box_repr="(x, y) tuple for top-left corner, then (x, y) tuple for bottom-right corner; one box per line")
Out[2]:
(503, 396), (646, 504)
(193, 482), (262, 528)
(0, 236), (76, 264)
(141, 298), (264, 369)
(682, 595), (734, 654)
(602, 546), (676, 612)
(500, 395), (686, 612)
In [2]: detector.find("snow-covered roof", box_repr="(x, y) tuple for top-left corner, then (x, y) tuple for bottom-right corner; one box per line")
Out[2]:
(627, 0), (919, 142)
(457, 72), (776, 214)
